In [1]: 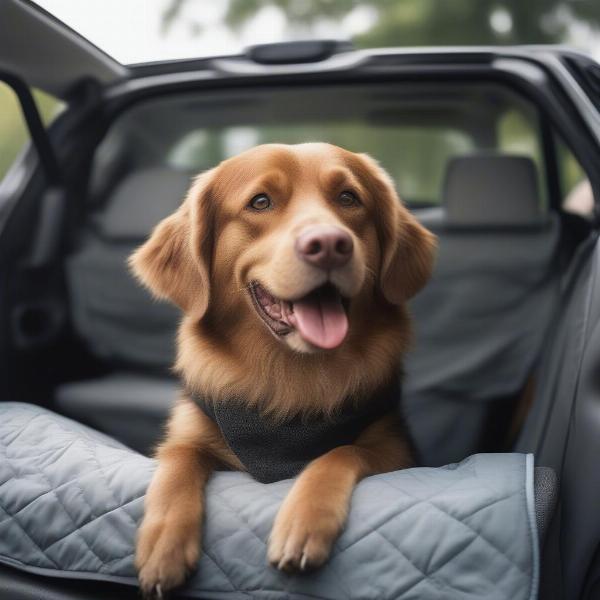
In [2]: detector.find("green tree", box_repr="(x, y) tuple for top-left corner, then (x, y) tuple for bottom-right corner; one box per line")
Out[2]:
(163, 0), (600, 49)
(0, 84), (62, 180)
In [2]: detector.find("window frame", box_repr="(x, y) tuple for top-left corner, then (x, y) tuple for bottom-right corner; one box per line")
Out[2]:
(0, 72), (62, 186)
(92, 81), (553, 211)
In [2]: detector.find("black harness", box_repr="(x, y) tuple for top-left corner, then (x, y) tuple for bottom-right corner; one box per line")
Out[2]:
(189, 379), (401, 483)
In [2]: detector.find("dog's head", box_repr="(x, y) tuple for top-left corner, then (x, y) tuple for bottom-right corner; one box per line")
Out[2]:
(130, 143), (435, 354)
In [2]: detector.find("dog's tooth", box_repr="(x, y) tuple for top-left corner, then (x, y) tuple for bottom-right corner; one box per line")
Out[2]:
(300, 553), (308, 571)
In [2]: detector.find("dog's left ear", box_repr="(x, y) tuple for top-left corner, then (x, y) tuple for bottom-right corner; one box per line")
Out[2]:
(129, 170), (215, 319)
(361, 155), (437, 304)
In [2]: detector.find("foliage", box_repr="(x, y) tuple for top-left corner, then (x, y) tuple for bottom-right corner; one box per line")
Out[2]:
(0, 84), (62, 181)
(164, 0), (600, 48)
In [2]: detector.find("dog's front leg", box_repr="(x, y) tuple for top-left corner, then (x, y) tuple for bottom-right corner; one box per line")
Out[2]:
(136, 398), (229, 597)
(268, 414), (413, 573)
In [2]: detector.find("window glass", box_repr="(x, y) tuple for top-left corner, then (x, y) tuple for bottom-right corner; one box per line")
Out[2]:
(497, 107), (547, 208)
(92, 83), (547, 209)
(556, 136), (593, 218)
(168, 124), (473, 205)
(498, 109), (541, 159)
(34, 88), (65, 126)
(0, 82), (64, 181)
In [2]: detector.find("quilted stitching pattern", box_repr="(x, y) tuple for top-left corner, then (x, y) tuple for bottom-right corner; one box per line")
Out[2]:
(0, 403), (537, 599)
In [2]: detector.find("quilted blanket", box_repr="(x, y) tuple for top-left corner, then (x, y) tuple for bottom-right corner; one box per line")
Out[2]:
(0, 402), (539, 599)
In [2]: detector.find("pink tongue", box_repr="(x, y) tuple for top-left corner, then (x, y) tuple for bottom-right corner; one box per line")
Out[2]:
(292, 288), (348, 349)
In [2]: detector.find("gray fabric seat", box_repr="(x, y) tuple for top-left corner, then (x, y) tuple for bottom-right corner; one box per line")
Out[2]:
(57, 374), (178, 454)
(66, 167), (188, 368)
(405, 154), (561, 466)
(59, 168), (191, 452)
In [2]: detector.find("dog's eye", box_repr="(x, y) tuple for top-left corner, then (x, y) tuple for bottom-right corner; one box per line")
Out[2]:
(338, 191), (360, 207)
(248, 194), (272, 211)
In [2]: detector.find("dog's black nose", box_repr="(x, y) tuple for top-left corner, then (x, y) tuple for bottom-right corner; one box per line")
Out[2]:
(295, 225), (353, 270)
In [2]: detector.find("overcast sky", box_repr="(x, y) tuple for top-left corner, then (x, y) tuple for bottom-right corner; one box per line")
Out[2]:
(35, 0), (600, 65)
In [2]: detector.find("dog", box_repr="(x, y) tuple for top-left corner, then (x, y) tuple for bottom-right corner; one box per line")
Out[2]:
(130, 143), (436, 596)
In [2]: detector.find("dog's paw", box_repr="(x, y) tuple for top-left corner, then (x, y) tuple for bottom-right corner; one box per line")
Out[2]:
(267, 497), (341, 574)
(135, 514), (200, 598)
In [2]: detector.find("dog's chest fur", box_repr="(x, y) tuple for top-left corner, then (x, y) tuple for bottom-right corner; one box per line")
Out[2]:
(189, 380), (400, 483)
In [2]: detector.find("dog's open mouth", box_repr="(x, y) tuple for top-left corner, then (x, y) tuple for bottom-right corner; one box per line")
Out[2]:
(249, 281), (349, 349)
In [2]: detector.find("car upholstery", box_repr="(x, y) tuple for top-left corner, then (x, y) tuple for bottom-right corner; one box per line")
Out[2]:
(0, 402), (543, 600)
(406, 154), (560, 465)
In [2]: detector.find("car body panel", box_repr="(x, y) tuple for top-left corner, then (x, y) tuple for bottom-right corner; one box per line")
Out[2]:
(0, 0), (126, 98)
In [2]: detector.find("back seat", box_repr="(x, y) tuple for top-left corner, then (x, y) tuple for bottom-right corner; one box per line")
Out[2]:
(405, 154), (560, 465)
(57, 168), (187, 452)
(57, 156), (561, 462)
(67, 167), (187, 367)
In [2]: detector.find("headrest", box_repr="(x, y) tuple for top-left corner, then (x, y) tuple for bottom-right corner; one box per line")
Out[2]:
(442, 154), (542, 227)
(96, 167), (191, 240)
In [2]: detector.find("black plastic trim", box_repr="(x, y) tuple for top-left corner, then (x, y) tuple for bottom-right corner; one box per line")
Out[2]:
(247, 40), (353, 64)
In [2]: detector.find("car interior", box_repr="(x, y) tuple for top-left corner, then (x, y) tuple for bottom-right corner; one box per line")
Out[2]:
(50, 82), (578, 469)
(1, 18), (600, 597)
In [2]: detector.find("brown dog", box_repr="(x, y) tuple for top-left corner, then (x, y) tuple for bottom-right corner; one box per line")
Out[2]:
(130, 143), (436, 596)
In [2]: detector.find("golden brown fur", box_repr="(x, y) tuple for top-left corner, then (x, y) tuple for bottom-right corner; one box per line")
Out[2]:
(130, 143), (436, 596)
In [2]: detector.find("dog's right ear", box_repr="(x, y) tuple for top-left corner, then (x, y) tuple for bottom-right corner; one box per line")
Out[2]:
(129, 170), (215, 319)
(357, 153), (436, 304)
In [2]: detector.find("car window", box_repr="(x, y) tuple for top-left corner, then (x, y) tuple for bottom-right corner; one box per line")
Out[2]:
(168, 124), (473, 206)
(92, 83), (548, 209)
(498, 107), (548, 208)
(0, 82), (64, 182)
(555, 136), (593, 219)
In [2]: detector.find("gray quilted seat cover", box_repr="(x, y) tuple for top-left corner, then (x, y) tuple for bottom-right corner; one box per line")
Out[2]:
(0, 402), (540, 600)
